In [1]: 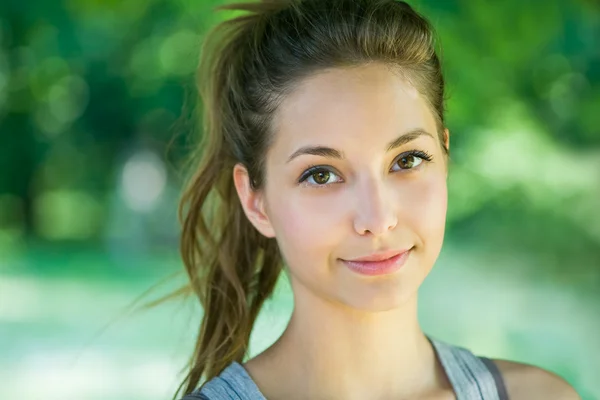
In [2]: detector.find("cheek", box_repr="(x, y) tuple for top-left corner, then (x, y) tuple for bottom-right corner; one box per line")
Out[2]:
(405, 172), (448, 249)
(266, 190), (343, 270)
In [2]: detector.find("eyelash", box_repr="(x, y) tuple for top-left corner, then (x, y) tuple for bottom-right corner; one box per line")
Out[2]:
(297, 150), (434, 187)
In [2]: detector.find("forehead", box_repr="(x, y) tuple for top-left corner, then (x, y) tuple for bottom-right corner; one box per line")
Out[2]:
(269, 64), (437, 161)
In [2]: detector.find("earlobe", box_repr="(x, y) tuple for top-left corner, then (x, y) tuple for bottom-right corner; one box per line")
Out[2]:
(232, 163), (276, 238)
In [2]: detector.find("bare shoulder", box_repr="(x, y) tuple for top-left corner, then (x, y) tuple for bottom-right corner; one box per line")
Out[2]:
(491, 358), (581, 400)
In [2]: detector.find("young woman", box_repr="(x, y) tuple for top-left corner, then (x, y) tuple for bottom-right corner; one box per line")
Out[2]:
(175, 0), (580, 398)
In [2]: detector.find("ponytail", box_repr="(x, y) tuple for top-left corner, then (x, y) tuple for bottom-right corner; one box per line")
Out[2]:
(174, 2), (288, 397)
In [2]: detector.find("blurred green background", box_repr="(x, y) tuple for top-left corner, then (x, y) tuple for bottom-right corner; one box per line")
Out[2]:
(0, 0), (599, 399)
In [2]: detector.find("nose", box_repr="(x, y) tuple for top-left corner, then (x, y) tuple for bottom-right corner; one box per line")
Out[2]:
(352, 179), (398, 237)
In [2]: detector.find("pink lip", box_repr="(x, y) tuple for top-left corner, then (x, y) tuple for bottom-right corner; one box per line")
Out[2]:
(341, 248), (412, 276)
(347, 249), (410, 262)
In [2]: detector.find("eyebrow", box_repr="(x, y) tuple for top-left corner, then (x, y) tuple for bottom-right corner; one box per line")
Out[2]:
(285, 128), (435, 163)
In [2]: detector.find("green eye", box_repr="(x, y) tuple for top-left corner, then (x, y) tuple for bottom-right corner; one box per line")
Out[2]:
(396, 154), (422, 169)
(299, 168), (342, 186)
(391, 150), (433, 172)
(312, 170), (331, 185)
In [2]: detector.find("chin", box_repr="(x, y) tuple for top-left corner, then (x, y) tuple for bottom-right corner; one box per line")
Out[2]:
(327, 257), (425, 312)
(340, 285), (416, 313)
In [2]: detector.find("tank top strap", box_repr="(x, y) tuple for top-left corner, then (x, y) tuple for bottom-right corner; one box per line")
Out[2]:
(428, 336), (508, 400)
(182, 362), (267, 400)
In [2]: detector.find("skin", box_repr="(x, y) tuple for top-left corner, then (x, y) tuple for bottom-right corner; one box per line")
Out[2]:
(232, 63), (580, 400)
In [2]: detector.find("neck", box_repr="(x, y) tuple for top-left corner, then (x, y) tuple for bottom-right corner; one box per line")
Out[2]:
(246, 284), (450, 400)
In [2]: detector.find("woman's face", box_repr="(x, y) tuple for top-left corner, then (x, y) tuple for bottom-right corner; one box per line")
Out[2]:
(238, 63), (449, 311)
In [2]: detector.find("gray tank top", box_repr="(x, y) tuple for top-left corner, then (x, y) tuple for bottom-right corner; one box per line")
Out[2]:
(181, 336), (509, 400)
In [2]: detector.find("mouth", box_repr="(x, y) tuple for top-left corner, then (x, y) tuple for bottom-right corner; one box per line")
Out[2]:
(340, 247), (413, 276)
(345, 248), (412, 263)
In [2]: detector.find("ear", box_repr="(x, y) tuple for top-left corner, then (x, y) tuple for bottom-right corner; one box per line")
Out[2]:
(443, 128), (450, 152)
(232, 163), (276, 238)
(443, 128), (450, 178)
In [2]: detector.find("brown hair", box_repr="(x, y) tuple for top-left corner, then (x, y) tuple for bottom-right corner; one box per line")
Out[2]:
(175, 0), (446, 397)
